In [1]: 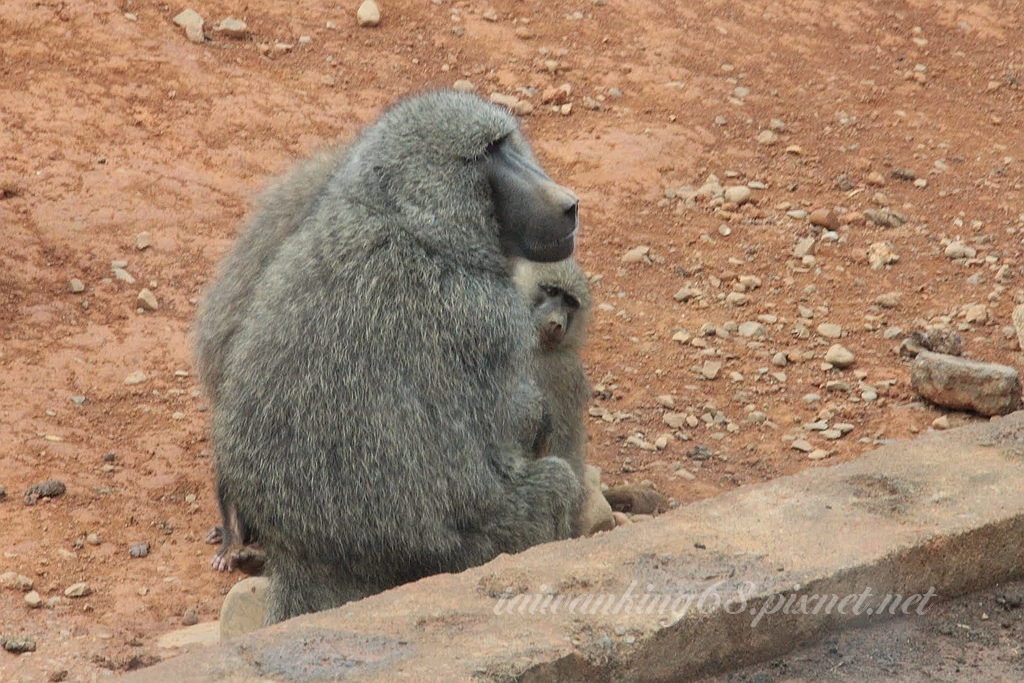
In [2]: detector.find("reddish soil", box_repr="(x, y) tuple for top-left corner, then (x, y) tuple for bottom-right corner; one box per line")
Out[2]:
(1, 0), (1022, 679)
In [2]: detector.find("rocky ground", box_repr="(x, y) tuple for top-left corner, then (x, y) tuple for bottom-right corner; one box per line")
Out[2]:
(1, 0), (1023, 680)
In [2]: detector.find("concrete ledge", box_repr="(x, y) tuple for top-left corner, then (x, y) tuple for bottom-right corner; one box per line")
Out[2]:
(125, 412), (1024, 682)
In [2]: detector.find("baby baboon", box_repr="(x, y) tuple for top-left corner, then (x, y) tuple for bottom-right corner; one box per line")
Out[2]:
(206, 91), (584, 624)
(513, 258), (592, 479)
(195, 145), (347, 573)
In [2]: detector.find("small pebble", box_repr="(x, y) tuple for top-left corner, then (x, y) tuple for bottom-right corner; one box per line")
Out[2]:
(621, 245), (651, 264)
(24, 590), (43, 608)
(0, 572), (34, 591)
(356, 0), (381, 27)
(701, 361), (722, 380)
(932, 415), (951, 429)
(172, 8), (205, 43)
(137, 288), (159, 311)
(723, 185), (751, 205)
(24, 480), (66, 505)
(1, 635), (37, 654)
(130, 542), (151, 559)
(135, 232), (152, 250)
(124, 371), (147, 385)
(86, 533), (101, 545)
(817, 323), (843, 339)
(791, 439), (813, 453)
(824, 344), (855, 368)
(69, 278), (85, 293)
(64, 582), (92, 598)
(807, 449), (830, 461)
(182, 609), (199, 626)
(214, 18), (249, 39)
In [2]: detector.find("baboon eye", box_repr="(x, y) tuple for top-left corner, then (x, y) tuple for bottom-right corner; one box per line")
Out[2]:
(541, 285), (560, 298)
(481, 134), (509, 159)
(564, 295), (580, 309)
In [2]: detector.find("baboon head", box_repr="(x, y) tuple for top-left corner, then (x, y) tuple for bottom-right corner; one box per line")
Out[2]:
(514, 259), (592, 351)
(344, 91), (578, 265)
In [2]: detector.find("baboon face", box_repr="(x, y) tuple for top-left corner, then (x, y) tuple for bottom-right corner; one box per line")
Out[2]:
(486, 133), (578, 263)
(532, 284), (581, 349)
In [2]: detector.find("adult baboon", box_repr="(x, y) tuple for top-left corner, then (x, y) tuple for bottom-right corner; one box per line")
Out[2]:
(195, 145), (347, 573)
(206, 91), (584, 624)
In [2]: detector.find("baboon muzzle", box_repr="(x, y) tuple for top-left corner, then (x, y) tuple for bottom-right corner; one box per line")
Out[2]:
(489, 143), (578, 263)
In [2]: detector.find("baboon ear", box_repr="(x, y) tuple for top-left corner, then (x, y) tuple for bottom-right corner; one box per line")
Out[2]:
(487, 138), (578, 263)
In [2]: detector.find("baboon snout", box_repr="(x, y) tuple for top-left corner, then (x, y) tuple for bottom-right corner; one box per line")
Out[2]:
(489, 142), (579, 263)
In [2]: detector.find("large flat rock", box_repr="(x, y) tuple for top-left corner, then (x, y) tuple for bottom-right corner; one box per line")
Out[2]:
(125, 412), (1024, 682)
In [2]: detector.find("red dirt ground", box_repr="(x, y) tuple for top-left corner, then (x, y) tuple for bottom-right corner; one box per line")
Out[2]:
(1, 0), (1022, 679)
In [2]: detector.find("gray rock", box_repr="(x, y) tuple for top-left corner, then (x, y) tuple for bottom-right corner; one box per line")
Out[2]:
(135, 232), (152, 250)
(945, 241), (977, 259)
(123, 371), (147, 385)
(64, 582), (92, 598)
(1, 635), (36, 653)
(220, 577), (270, 641)
(738, 321), (766, 338)
(112, 267), (136, 284)
(129, 542), (150, 558)
(911, 351), (1022, 416)
(69, 278), (85, 293)
(0, 571), (34, 591)
(701, 360), (722, 380)
(723, 185), (751, 205)
(214, 18), (249, 38)
(824, 344), (855, 368)
(663, 413), (686, 429)
(24, 590), (42, 608)
(24, 480), (65, 505)
(357, 0), (381, 27)
(817, 323), (842, 339)
(137, 288), (159, 311)
(172, 8), (205, 43)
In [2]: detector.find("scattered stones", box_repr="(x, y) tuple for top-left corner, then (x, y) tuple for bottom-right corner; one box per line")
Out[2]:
(112, 267), (136, 284)
(963, 303), (988, 325)
(932, 415), (951, 430)
(24, 480), (66, 505)
(875, 291), (901, 309)
(771, 352), (789, 367)
(723, 185), (751, 205)
(820, 429), (844, 440)
(944, 241), (977, 259)
(900, 329), (964, 358)
(24, 590), (42, 608)
(137, 288), (159, 311)
(135, 232), (152, 250)
(1, 635), (37, 654)
(0, 572), (34, 591)
(1012, 304), (1024, 350)
(220, 576), (270, 642)
(452, 79), (476, 93)
(863, 208), (907, 228)
(911, 351), (1022, 416)
(356, 0), (381, 27)
(123, 370), (147, 385)
(816, 323), (842, 339)
(701, 360), (722, 380)
(656, 395), (676, 409)
(808, 208), (839, 230)
(129, 542), (151, 559)
(172, 9), (205, 44)
(64, 582), (92, 598)
(792, 237), (815, 258)
(824, 344), (855, 368)
(686, 444), (713, 461)
(86, 533), (101, 545)
(214, 18), (248, 39)
(182, 609), (200, 627)
(663, 413), (686, 429)
(791, 439), (813, 453)
(738, 321), (766, 338)
(621, 245), (651, 264)
(756, 130), (779, 145)
(69, 278), (85, 293)
(807, 449), (830, 461)
(489, 92), (534, 116)
(673, 286), (701, 303)
(867, 242), (899, 269)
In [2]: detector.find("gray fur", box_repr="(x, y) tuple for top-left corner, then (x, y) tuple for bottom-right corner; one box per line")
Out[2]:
(202, 91), (583, 624)
(195, 145), (348, 571)
(513, 258), (593, 483)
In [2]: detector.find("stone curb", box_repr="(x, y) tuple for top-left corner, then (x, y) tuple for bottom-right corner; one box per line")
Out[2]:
(127, 411), (1024, 682)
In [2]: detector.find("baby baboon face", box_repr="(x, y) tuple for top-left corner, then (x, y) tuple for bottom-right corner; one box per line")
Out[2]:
(486, 133), (578, 263)
(533, 284), (581, 349)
